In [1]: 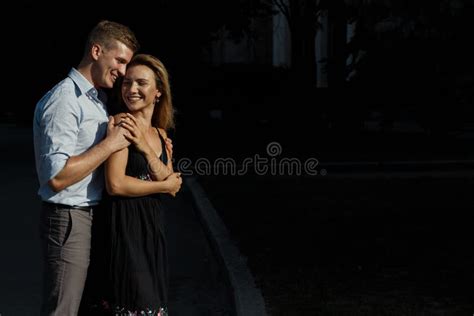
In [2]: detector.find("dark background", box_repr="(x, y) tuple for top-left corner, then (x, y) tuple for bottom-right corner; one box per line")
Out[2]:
(1, 1), (474, 314)
(3, 0), (474, 163)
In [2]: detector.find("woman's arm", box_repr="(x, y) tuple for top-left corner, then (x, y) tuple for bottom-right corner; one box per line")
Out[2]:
(142, 147), (173, 181)
(105, 146), (182, 197)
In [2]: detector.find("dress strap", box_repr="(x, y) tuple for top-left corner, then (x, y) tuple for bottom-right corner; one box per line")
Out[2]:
(155, 127), (168, 165)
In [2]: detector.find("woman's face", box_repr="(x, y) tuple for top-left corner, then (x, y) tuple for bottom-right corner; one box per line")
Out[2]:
(121, 65), (160, 112)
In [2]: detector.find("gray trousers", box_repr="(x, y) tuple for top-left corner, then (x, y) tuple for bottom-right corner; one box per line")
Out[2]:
(40, 203), (93, 316)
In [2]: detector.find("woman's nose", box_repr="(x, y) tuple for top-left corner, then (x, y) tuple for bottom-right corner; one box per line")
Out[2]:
(128, 82), (139, 92)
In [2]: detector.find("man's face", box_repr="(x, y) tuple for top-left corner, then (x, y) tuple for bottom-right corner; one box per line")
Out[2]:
(95, 40), (134, 89)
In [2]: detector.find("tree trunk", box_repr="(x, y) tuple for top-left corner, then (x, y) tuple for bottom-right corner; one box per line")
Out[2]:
(288, 0), (317, 86)
(327, 0), (347, 89)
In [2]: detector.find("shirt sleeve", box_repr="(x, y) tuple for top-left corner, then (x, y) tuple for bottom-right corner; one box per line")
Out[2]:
(37, 87), (81, 183)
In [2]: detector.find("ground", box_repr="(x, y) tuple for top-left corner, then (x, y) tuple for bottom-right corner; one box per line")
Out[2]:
(199, 174), (474, 316)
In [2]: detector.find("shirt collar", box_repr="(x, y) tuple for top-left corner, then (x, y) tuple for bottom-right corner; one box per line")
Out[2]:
(67, 68), (103, 103)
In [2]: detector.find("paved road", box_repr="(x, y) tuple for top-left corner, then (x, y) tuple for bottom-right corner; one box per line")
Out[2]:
(0, 127), (42, 315)
(0, 126), (233, 316)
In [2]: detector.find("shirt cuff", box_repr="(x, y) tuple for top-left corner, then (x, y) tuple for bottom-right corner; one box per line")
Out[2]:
(41, 152), (70, 183)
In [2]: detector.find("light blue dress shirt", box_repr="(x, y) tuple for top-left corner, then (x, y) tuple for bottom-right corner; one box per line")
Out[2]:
(33, 68), (109, 206)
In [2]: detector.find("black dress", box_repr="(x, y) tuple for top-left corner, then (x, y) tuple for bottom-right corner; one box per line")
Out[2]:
(106, 129), (169, 316)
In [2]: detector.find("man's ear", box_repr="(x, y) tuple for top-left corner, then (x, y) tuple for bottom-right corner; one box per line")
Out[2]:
(91, 43), (102, 61)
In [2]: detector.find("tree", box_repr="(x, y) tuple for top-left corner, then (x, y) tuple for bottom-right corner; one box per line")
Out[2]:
(270, 0), (322, 85)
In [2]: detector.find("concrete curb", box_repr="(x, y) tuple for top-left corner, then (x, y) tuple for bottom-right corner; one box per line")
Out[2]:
(320, 159), (474, 167)
(317, 159), (474, 179)
(185, 176), (268, 316)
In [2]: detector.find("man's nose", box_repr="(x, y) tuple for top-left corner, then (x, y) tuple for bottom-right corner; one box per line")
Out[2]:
(118, 65), (127, 77)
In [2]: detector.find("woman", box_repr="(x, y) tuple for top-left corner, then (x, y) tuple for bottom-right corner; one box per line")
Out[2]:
(105, 54), (182, 316)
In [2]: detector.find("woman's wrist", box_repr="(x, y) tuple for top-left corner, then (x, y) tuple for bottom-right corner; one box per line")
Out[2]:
(142, 145), (155, 158)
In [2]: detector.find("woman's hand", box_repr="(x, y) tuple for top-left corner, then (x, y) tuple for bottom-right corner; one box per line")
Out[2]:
(164, 172), (182, 197)
(119, 114), (152, 155)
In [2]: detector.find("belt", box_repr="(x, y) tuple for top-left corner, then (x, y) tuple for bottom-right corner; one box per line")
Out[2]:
(43, 201), (95, 212)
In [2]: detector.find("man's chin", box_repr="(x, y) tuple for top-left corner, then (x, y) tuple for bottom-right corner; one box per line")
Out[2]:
(105, 80), (115, 89)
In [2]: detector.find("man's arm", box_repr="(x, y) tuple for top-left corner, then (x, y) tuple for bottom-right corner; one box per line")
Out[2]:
(48, 116), (130, 192)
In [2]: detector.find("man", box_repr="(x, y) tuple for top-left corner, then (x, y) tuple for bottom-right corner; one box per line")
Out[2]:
(33, 20), (139, 315)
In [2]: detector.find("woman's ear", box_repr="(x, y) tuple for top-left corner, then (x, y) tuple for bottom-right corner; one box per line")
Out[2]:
(155, 91), (162, 104)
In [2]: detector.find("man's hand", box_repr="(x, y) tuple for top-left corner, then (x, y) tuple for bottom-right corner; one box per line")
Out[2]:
(165, 137), (173, 158)
(105, 116), (130, 153)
